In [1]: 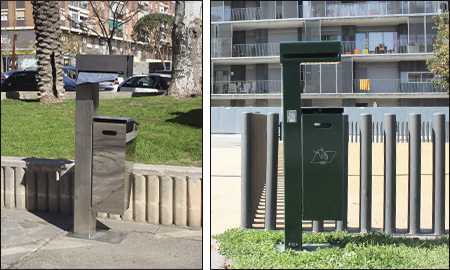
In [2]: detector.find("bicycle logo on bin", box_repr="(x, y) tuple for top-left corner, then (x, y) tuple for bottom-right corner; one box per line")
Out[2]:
(311, 147), (337, 165)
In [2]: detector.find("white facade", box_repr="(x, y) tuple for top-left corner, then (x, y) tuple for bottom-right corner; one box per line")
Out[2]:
(211, 1), (449, 107)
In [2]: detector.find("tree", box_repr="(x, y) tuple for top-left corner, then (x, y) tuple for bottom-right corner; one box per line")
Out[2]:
(62, 1), (142, 55)
(32, 1), (65, 103)
(131, 13), (174, 70)
(426, 12), (449, 93)
(61, 32), (84, 59)
(168, 1), (202, 97)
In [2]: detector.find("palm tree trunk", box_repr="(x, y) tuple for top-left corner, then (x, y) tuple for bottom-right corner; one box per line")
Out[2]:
(32, 1), (65, 103)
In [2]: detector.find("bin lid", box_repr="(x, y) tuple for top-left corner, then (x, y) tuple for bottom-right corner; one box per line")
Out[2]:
(93, 116), (139, 133)
(301, 108), (343, 114)
(76, 72), (119, 85)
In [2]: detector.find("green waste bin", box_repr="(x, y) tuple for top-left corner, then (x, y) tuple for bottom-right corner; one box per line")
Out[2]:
(302, 108), (343, 221)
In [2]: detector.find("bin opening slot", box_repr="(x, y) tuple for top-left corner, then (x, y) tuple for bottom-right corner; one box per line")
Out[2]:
(102, 130), (117, 136)
(283, 52), (338, 59)
(314, 123), (332, 128)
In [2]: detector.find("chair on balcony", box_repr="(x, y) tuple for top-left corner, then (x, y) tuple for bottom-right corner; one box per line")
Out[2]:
(241, 83), (250, 94)
(379, 43), (387, 54)
(388, 45), (396, 54)
(228, 83), (236, 94)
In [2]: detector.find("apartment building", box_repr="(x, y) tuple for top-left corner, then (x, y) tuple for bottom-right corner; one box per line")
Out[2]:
(211, 1), (449, 107)
(1, 1), (175, 72)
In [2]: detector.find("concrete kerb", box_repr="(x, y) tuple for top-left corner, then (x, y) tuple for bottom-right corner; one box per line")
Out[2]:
(1, 91), (133, 100)
(1, 156), (203, 229)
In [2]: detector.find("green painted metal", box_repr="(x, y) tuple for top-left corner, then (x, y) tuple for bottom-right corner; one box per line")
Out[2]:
(280, 41), (341, 64)
(302, 108), (343, 221)
(280, 41), (342, 251)
(282, 62), (303, 250)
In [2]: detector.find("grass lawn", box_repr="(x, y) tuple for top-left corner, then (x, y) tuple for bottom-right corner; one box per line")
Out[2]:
(214, 229), (449, 269)
(1, 96), (202, 167)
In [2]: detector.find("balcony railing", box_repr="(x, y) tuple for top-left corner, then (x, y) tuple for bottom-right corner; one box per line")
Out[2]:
(212, 80), (282, 94)
(353, 79), (446, 93)
(232, 43), (279, 57)
(212, 1), (444, 22)
(212, 79), (446, 94)
(341, 39), (432, 55)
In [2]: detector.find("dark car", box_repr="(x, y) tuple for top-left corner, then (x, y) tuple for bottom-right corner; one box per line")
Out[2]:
(148, 73), (171, 90)
(63, 65), (77, 81)
(154, 70), (172, 75)
(1, 70), (76, 92)
(117, 75), (167, 95)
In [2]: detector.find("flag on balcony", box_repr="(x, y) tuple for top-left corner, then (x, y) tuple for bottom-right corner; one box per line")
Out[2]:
(360, 79), (370, 91)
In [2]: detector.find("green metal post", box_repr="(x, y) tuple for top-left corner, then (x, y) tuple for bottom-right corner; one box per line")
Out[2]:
(280, 41), (341, 251)
(282, 62), (303, 250)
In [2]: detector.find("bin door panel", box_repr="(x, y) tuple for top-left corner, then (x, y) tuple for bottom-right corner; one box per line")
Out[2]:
(302, 114), (343, 221)
(92, 121), (126, 215)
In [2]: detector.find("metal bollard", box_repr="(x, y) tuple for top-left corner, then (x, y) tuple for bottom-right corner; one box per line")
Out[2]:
(336, 114), (348, 231)
(432, 114), (445, 236)
(360, 113), (372, 232)
(241, 112), (253, 229)
(408, 113), (421, 235)
(265, 113), (279, 230)
(384, 114), (396, 233)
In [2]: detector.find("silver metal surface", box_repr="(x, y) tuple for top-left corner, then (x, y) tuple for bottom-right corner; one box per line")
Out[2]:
(74, 83), (99, 237)
(92, 121), (127, 214)
(76, 54), (133, 76)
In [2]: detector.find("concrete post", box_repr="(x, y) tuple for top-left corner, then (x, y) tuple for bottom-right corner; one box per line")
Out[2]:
(241, 112), (253, 229)
(360, 113), (372, 232)
(432, 113), (445, 235)
(48, 170), (59, 214)
(408, 113), (421, 235)
(60, 170), (72, 215)
(174, 176), (187, 227)
(134, 173), (146, 222)
(14, 167), (26, 210)
(265, 113), (278, 230)
(147, 174), (160, 224)
(37, 170), (48, 212)
(160, 176), (174, 225)
(384, 113), (396, 233)
(187, 176), (202, 228)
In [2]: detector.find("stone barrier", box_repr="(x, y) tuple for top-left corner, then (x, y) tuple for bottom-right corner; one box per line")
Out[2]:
(1, 156), (202, 228)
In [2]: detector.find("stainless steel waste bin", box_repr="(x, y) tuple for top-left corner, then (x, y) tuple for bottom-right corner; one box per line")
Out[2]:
(91, 116), (139, 215)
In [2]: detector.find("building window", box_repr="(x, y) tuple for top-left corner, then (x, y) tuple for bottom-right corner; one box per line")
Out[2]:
(1, 10), (8, 21)
(407, 72), (435, 83)
(16, 9), (25, 20)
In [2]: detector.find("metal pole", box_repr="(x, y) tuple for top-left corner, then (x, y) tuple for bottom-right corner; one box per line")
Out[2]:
(408, 113), (421, 235)
(432, 113), (445, 235)
(312, 221), (324, 232)
(282, 62), (302, 250)
(265, 113), (279, 230)
(384, 113), (396, 233)
(337, 114), (348, 231)
(74, 83), (99, 237)
(241, 112), (253, 229)
(360, 113), (372, 232)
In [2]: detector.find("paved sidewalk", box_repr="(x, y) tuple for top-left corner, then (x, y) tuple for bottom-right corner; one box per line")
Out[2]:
(1, 208), (202, 269)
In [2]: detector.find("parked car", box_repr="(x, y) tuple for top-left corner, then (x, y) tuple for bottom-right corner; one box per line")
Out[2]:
(99, 76), (124, 92)
(148, 73), (171, 90)
(1, 70), (15, 83)
(154, 70), (172, 75)
(63, 65), (77, 81)
(117, 75), (167, 95)
(1, 70), (76, 92)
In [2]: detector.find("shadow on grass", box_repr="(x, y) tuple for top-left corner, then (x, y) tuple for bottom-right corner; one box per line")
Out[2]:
(166, 109), (202, 129)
